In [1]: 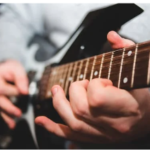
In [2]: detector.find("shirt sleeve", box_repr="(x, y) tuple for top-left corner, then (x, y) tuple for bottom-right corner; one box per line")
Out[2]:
(0, 4), (45, 70)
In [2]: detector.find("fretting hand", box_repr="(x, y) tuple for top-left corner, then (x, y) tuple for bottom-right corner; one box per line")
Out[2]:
(35, 31), (150, 143)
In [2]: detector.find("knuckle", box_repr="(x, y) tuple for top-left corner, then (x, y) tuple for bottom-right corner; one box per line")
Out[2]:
(74, 104), (86, 117)
(89, 91), (105, 108)
(70, 122), (82, 132)
(84, 79), (89, 83)
(90, 78), (99, 85)
(126, 101), (141, 117)
(116, 124), (131, 134)
(131, 104), (141, 116)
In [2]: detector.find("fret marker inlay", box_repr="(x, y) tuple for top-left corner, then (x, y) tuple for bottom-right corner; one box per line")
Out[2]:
(94, 71), (98, 76)
(123, 77), (128, 83)
(80, 45), (85, 50)
(128, 51), (132, 56)
(80, 74), (84, 79)
(52, 71), (57, 75)
(60, 79), (64, 83)
(68, 77), (73, 81)
(47, 91), (51, 96)
(131, 44), (138, 88)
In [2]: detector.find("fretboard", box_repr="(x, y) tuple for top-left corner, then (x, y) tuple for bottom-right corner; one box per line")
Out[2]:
(39, 41), (150, 100)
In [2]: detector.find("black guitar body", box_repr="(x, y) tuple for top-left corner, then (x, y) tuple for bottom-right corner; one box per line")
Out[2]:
(0, 3), (147, 149)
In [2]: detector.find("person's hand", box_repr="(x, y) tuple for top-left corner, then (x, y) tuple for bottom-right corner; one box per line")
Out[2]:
(0, 60), (28, 129)
(35, 31), (150, 143)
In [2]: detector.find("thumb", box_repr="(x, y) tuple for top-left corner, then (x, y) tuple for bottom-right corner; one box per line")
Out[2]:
(107, 31), (135, 49)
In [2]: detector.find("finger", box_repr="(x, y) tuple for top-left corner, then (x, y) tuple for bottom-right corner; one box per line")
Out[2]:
(69, 80), (120, 137)
(87, 78), (113, 108)
(97, 115), (141, 136)
(12, 65), (29, 95)
(1, 112), (16, 129)
(35, 116), (108, 143)
(0, 96), (22, 117)
(51, 85), (106, 137)
(87, 79), (138, 117)
(69, 80), (90, 118)
(107, 31), (135, 49)
(1, 61), (29, 95)
(0, 79), (19, 96)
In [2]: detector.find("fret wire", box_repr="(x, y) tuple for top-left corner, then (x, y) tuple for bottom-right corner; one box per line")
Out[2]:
(59, 65), (65, 88)
(72, 62), (78, 82)
(52, 45), (150, 78)
(40, 68), (51, 99)
(147, 51), (150, 85)
(66, 63), (75, 95)
(77, 60), (83, 81)
(55, 67), (63, 85)
(41, 40), (150, 101)
(46, 68), (58, 98)
(92, 49), (149, 67)
(46, 75), (53, 98)
(108, 51), (114, 79)
(100, 48), (150, 64)
(90, 56), (97, 80)
(58, 66), (65, 86)
(57, 66), (65, 88)
(62, 65), (70, 94)
(57, 69), (61, 85)
(83, 58), (89, 79)
(52, 42), (150, 72)
(64, 51), (149, 83)
(64, 63), (73, 95)
(54, 67), (60, 86)
(118, 48), (125, 88)
(131, 44), (138, 88)
(99, 54), (105, 78)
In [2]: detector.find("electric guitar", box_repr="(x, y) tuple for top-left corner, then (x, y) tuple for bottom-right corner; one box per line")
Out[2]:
(0, 3), (148, 149)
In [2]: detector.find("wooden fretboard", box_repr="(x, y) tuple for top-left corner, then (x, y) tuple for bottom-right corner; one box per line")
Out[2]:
(39, 41), (150, 100)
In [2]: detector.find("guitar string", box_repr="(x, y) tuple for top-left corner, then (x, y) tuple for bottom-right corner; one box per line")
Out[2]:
(41, 42), (150, 98)
(49, 55), (149, 79)
(49, 42), (150, 70)
(50, 47), (150, 73)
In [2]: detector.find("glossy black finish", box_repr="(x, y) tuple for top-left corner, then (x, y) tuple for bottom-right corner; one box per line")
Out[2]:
(59, 3), (143, 64)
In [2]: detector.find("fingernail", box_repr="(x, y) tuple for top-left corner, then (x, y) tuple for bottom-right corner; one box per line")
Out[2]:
(51, 87), (58, 96)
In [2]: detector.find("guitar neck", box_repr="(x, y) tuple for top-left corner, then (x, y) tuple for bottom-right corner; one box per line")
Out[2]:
(39, 40), (150, 100)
